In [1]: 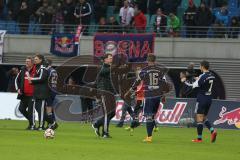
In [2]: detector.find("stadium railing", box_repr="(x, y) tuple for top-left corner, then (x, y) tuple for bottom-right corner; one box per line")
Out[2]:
(0, 22), (239, 38)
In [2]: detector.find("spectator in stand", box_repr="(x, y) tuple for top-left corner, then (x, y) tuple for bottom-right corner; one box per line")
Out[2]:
(133, 5), (147, 33)
(97, 17), (108, 33)
(7, 67), (19, 92)
(0, 0), (4, 19)
(52, 1), (64, 33)
(106, 16), (121, 33)
(62, 0), (75, 33)
(94, 0), (107, 23)
(228, 16), (240, 39)
(195, 2), (212, 38)
(134, 0), (148, 14)
(74, 0), (92, 35)
(214, 4), (229, 27)
(183, 0), (197, 38)
(15, 57), (36, 130)
(119, 0), (134, 33)
(17, 1), (31, 34)
(204, 0), (228, 8)
(7, 0), (22, 21)
(212, 20), (227, 38)
(153, 8), (167, 37)
(162, 0), (181, 15)
(148, 0), (163, 17)
(36, 1), (55, 35)
(167, 13), (180, 37)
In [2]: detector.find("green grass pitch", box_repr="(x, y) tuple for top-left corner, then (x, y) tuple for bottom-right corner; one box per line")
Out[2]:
(0, 120), (239, 160)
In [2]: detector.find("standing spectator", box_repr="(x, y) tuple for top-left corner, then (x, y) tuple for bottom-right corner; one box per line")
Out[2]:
(15, 57), (36, 130)
(135, 0), (148, 14)
(183, 0), (197, 38)
(133, 5), (147, 33)
(195, 2), (212, 38)
(74, 0), (92, 35)
(97, 17), (108, 33)
(148, 0), (163, 16)
(27, 54), (49, 130)
(94, 0), (107, 23)
(52, 1), (64, 33)
(106, 16), (121, 33)
(17, 1), (31, 34)
(62, 0), (76, 33)
(153, 8), (167, 37)
(214, 5), (229, 26)
(162, 0), (181, 15)
(229, 17), (240, 39)
(7, 67), (19, 92)
(7, 0), (22, 21)
(167, 13), (180, 37)
(119, 0), (134, 33)
(36, 1), (55, 34)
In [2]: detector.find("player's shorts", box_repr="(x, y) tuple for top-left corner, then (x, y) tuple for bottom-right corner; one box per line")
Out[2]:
(143, 96), (161, 116)
(46, 95), (56, 107)
(195, 96), (212, 115)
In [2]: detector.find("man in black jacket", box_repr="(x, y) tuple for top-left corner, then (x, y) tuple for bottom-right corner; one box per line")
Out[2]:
(183, 0), (197, 38)
(15, 56), (36, 130)
(195, 2), (212, 38)
(74, 0), (92, 35)
(28, 54), (50, 130)
(92, 53), (116, 138)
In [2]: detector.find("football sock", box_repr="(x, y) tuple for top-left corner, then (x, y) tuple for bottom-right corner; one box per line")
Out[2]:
(204, 119), (214, 133)
(47, 112), (54, 124)
(197, 122), (203, 140)
(146, 121), (154, 137)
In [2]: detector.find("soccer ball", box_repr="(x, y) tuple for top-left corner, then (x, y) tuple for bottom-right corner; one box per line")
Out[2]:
(44, 128), (55, 139)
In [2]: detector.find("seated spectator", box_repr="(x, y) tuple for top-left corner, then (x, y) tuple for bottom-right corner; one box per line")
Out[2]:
(94, 0), (107, 23)
(212, 20), (227, 38)
(214, 4), (229, 26)
(119, 0), (134, 33)
(62, 0), (75, 33)
(195, 2), (212, 38)
(17, 1), (31, 34)
(228, 17), (240, 38)
(153, 8), (167, 37)
(183, 0), (197, 38)
(36, 1), (55, 35)
(133, 5), (146, 33)
(106, 16), (121, 33)
(52, 1), (64, 33)
(167, 13), (180, 37)
(97, 17), (108, 33)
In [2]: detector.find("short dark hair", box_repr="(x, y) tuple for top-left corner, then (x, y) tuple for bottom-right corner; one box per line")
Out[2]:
(147, 54), (156, 62)
(26, 56), (33, 61)
(102, 53), (112, 61)
(46, 58), (52, 66)
(200, 60), (210, 70)
(35, 54), (45, 64)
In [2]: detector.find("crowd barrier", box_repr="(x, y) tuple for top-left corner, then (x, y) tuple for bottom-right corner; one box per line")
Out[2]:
(0, 92), (239, 129)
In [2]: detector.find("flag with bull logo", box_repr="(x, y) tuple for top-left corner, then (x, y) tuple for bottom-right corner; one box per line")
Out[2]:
(50, 33), (79, 57)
